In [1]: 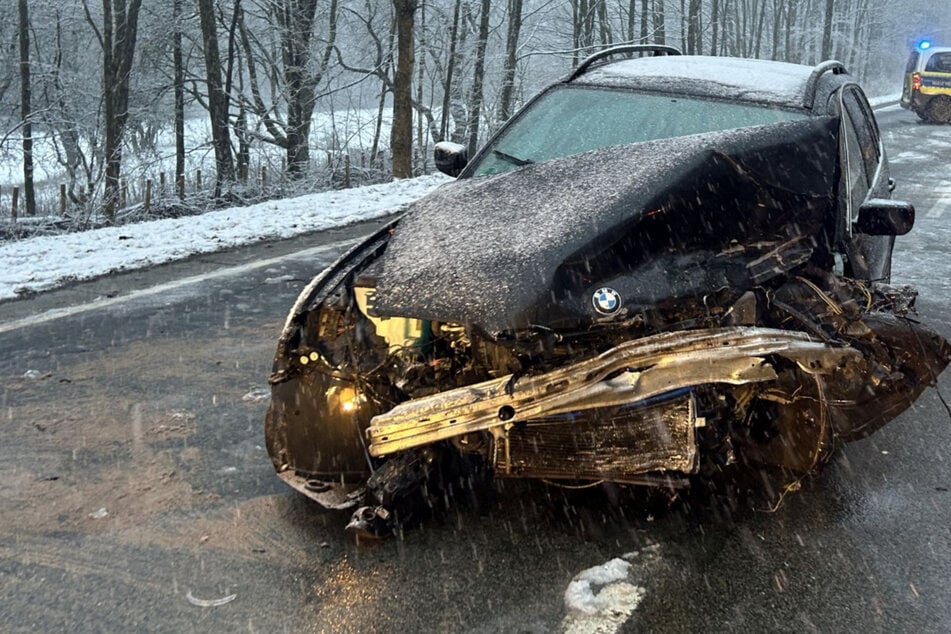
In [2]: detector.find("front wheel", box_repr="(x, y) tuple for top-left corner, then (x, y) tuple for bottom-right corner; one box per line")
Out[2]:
(925, 96), (951, 123)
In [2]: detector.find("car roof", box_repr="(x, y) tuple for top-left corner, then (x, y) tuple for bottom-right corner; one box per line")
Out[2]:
(921, 47), (951, 60)
(570, 55), (838, 110)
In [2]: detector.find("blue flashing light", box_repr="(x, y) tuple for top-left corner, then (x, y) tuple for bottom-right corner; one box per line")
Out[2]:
(919, 40), (932, 51)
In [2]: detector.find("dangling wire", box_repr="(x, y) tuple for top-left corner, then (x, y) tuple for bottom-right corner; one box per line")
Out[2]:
(794, 276), (844, 316)
(766, 374), (829, 513)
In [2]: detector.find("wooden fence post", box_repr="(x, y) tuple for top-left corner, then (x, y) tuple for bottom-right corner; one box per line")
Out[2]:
(120, 179), (127, 209)
(160, 172), (166, 193)
(261, 166), (267, 191)
(196, 170), (202, 192)
(344, 155), (351, 189)
(12, 187), (19, 221)
(60, 185), (67, 216)
(145, 180), (152, 212)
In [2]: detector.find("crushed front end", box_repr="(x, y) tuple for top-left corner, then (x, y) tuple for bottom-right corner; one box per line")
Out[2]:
(265, 124), (950, 534)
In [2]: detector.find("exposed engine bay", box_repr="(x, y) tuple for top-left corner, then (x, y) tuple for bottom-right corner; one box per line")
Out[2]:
(265, 125), (950, 537)
(267, 258), (949, 531)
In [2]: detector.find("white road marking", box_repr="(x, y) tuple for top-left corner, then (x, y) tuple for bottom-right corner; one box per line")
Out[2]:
(925, 182), (951, 218)
(0, 240), (354, 335)
(875, 103), (903, 113)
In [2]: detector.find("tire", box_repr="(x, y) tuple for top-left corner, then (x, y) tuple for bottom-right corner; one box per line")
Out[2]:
(925, 95), (951, 123)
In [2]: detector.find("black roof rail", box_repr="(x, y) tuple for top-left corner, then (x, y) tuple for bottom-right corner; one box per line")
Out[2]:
(803, 60), (848, 108)
(567, 44), (683, 82)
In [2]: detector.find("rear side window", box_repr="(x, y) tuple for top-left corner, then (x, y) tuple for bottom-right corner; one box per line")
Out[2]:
(906, 52), (920, 72)
(925, 53), (951, 72)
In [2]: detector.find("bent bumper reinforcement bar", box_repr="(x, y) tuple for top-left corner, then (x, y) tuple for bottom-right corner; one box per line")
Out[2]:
(366, 327), (861, 457)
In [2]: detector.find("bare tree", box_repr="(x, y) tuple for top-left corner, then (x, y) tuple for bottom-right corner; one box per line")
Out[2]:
(173, 0), (185, 193)
(652, 0), (666, 44)
(197, 0), (236, 191)
(84, 0), (144, 222)
(391, 0), (416, 178)
(821, 0), (835, 60)
(498, 0), (524, 123)
(466, 0), (491, 158)
(240, 0), (338, 178)
(18, 0), (36, 216)
(41, 9), (101, 206)
(439, 0), (462, 141)
(686, 0), (701, 54)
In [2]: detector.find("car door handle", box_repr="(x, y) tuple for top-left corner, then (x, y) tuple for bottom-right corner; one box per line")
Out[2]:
(888, 178), (897, 192)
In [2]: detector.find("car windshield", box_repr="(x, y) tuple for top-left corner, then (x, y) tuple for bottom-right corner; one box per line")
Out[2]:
(470, 85), (809, 176)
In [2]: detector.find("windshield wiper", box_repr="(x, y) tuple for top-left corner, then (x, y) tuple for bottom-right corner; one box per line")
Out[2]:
(492, 149), (534, 166)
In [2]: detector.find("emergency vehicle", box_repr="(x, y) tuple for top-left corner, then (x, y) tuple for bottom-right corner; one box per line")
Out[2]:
(901, 41), (951, 122)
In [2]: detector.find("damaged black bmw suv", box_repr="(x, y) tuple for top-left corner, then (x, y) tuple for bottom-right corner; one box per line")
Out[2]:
(265, 46), (950, 534)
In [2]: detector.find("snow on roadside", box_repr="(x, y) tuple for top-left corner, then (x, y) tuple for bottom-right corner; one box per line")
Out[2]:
(0, 173), (451, 302)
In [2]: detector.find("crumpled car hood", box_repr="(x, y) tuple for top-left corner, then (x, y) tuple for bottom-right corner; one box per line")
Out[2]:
(372, 118), (838, 333)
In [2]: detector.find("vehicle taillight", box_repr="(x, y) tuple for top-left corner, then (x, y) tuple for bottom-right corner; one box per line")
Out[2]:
(912, 72), (922, 91)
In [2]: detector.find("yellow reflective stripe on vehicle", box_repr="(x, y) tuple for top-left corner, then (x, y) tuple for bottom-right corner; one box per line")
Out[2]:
(918, 72), (951, 95)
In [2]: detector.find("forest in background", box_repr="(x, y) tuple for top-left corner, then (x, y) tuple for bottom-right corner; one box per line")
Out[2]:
(0, 0), (948, 225)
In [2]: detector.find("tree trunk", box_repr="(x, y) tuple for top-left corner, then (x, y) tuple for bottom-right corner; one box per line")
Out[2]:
(770, 0), (784, 60)
(710, 0), (719, 55)
(391, 0), (417, 178)
(652, 0), (665, 45)
(627, 0), (636, 42)
(101, 0), (144, 223)
(173, 0), (185, 189)
(278, 0), (329, 178)
(680, 0), (686, 52)
(448, 0), (469, 144)
(753, 0), (766, 58)
(583, 0), (595, 49)
(821, 0), (835, 60)
(197, 0), (235, 193)
(687, 0), (701, 54)
(783, 0), (795, 62)
(640, 0), (649, 42)
(372, 18), (396, 167)
(466, 0), (491, 158)
(439, 0), (462, 140)
(597, 0), (612, 46)
(416, 0), (426, 173)
(18, 0), (36, 217)
(498, 0), (523, 124)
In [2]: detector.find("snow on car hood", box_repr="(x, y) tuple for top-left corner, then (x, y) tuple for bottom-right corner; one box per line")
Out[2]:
(372, 118), (838, 333)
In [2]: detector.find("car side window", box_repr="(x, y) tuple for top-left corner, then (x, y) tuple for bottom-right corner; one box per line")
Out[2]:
(842, 87), (880, 183)
(925, 53), (951, 72)
(906, 52), (920, 72)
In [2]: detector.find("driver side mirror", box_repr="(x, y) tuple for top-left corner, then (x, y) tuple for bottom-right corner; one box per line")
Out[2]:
(434, 142), (468, 177)
(855, 198), (915, 236)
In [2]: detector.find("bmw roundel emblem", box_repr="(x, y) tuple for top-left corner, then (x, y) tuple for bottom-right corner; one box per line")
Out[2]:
(592, 287), (622, 315)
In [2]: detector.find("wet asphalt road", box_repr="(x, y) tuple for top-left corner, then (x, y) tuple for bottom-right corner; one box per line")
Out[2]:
(1, 108), (951, 633)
